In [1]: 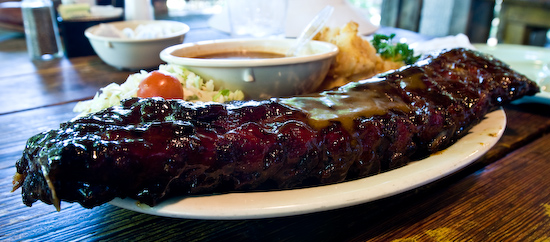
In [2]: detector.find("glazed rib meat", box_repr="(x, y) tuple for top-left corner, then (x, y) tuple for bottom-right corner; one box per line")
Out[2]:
(13, 48), (539, 210)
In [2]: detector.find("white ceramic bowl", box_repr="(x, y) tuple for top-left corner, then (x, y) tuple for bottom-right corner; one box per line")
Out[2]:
(85, 20), (190, 70)
(160, 39), (339, 99)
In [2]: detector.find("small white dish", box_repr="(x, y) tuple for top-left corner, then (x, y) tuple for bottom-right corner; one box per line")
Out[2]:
(160, 38), (339, 99)
(85, 20), (190, 70)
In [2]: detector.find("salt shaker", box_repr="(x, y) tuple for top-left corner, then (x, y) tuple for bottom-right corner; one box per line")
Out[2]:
(21, 0), (64, 60)
(124, 0), (154, 21)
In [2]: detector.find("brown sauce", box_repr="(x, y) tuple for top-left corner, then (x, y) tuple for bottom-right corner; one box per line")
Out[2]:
(279, 78), (411, 131)
(193, 51), (285, 60)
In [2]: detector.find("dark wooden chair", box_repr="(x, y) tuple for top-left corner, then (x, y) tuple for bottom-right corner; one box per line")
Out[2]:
(380, 0), (496, 43)
(498, 0), (550, 46)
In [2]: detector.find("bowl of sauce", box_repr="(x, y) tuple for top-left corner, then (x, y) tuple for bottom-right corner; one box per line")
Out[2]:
(194, 51), (285, 59)
(160, 38), (338, 99)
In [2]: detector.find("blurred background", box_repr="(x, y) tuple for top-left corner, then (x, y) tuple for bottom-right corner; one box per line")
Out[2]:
(1, 0), (550, 46)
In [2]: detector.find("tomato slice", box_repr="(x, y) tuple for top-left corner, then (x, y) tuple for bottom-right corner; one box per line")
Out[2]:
(137, 71), (184, 99)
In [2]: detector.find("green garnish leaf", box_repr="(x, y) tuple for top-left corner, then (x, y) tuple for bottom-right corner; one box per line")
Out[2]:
(212, 89), (231, 102)
(371, 34), (420, 65)
(219, 89), (231, 96)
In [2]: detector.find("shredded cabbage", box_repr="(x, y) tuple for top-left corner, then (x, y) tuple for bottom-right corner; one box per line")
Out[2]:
(73, 64), (244, 115)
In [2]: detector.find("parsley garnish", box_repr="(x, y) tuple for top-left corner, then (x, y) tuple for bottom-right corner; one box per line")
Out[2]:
(371, 34), (420, 65)
(212, 89), (231, 101)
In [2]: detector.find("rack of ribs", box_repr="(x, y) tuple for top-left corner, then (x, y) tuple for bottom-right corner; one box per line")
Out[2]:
(13, 48), (540, 210)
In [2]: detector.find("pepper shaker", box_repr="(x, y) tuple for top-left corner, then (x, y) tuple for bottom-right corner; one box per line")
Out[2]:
(21, 0), (64, 60)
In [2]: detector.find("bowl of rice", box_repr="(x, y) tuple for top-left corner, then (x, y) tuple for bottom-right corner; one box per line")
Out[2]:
(85, 20), (190, 70)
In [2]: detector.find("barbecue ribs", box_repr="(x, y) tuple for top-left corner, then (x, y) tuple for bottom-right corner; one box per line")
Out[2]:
(13, 48), (540, 210)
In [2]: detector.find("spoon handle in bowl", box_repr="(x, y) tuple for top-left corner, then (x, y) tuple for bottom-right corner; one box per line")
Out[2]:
(286, 5), (334, 57)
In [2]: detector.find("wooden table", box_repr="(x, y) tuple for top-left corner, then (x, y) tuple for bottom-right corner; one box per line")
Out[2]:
(1, 14), (550, 241)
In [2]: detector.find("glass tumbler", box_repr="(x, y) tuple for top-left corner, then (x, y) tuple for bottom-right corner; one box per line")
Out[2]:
(227, 0), (288, 38)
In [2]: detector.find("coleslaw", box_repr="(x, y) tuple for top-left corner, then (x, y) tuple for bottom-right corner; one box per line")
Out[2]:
(73, 64), (244, 115)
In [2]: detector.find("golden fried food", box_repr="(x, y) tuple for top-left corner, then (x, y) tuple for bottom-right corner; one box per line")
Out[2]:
(314, 22), (403, 89)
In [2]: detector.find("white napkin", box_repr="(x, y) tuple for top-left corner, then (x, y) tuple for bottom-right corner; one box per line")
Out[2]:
(409, 33), (476, 56)
(208, 0), (378, 38)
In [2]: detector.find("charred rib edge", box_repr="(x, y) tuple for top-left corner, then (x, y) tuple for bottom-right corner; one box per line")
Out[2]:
(41, 163), (60, 211)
